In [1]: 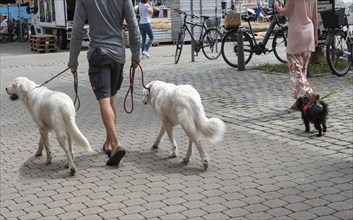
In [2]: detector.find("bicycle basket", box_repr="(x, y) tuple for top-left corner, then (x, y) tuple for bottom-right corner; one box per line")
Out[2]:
(320, 8), (345, 28)
(206, 16), (221, 27)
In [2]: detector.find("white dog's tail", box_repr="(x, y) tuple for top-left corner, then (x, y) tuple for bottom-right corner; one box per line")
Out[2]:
(64, 109), (92, 152)
(179, 109), (225, 143)
(68, 120), (92, 152)
(198, 116), (225, 143)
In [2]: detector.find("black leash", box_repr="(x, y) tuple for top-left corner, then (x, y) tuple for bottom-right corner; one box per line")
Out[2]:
(38, 67), (80, 111)
(38, 67), (70, 87)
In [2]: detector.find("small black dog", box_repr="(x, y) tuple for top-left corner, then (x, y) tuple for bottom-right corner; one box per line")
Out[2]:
(295, 95), (328, 137)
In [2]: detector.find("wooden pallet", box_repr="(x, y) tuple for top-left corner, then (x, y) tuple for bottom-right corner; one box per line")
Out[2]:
(30, 39), (56, 45)
(30, 34), (56, 41)
(30, 35), (57, 53)
(30, 47), (57, 53)
(31, 44), (56, 50)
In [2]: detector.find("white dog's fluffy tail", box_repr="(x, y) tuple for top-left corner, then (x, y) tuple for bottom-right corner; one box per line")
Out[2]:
(63, 109), (92, 152)
(68, 120), (93, 152)
(198, 117), (225, 143)
(179, 109), (225, 143)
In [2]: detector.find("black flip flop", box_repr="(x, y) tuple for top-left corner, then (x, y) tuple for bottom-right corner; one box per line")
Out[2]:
(102, 144), (112, 158)
(106, 148), (126, 166)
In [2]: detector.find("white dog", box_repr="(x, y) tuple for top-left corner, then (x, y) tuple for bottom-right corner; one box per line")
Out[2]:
(142, 80), (225, 169)
(6, 77), (92, 176)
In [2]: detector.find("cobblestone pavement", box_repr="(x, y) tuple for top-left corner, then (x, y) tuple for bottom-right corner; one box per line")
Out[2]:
(1, 42), (352, 220)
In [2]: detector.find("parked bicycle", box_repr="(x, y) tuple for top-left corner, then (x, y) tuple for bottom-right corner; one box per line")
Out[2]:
(13, 18), (29, 41)
(321, 8), (352, 77)
(174, 8), (222, 64)
(221, 10), (288, 68)
(6, 18), (29, 42)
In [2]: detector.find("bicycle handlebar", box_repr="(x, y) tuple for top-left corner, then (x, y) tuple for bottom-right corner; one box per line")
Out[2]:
(173, 8), (200, 19)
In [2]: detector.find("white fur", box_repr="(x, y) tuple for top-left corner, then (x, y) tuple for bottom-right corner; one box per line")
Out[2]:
(6, 77), (92, 176)
(142, 80), (225, 169)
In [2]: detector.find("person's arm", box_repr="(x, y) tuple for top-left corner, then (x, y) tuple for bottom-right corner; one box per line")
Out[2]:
(148, 1), (154, 15)
(313, 0), (318, 47)
(274, 0), (294, 17)
(68, 0), (86, 73)
(125, 0), (141, 67)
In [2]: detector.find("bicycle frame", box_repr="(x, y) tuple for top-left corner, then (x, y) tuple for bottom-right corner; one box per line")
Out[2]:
(178, 11), (207, 51)
(245, 13), (287, 55)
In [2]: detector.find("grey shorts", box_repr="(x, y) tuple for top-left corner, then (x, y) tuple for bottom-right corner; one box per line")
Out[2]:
(88, 48), (124, 100)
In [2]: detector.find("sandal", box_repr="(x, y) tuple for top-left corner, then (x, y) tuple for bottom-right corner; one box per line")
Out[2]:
(102, 144), (112, 158)
(106, 147), (126, 166)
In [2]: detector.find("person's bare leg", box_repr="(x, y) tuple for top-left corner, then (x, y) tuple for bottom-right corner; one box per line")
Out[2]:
(99, 97), (122, 155)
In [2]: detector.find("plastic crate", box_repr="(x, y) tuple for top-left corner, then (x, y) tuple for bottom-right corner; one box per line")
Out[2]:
(320, 8), (345, 28)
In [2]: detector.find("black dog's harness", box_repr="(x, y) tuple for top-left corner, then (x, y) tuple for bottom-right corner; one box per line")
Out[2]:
(124, 63), (151, 114)
(303, 103), (312, 118)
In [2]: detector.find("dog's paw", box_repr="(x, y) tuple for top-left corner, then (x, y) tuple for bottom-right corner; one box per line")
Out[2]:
(35, 152), (42, 157)
(182, 157), (190, 164)
(203, 159), (208, 170)
(305, 129), (310, 132)
(69, 168), (76, 176)
(152, 145), (158, 149)
(316, 133), (322, 137)
(168, 152), (178, 158)
(64, 163), (69, 168)
(45, 159), (52, 165)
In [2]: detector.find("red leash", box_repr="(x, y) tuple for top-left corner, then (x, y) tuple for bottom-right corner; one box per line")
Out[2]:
(124, 63), (150, 114)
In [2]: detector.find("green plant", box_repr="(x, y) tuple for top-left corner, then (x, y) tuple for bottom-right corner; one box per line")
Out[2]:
(251, 59), (333, 76)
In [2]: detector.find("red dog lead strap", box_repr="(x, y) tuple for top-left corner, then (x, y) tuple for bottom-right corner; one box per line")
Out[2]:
(124, 63), (150, 114)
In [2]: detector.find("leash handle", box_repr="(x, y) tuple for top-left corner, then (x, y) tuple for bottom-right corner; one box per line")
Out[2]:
(124, 63), (149, 114)
(73, 71), (80, 112)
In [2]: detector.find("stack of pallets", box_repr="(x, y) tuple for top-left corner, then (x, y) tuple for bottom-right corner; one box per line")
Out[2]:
(30, 35), (57, 53)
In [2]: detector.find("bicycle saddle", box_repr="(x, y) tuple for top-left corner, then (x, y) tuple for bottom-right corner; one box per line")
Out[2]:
(241, 15), (257, 22)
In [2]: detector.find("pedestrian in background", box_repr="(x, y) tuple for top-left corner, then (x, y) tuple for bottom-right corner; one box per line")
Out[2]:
(0, 14), (8, 40)
(68, 0), (141, 166)
(275, 0), (318, 109)
(139, 0), (154, 59)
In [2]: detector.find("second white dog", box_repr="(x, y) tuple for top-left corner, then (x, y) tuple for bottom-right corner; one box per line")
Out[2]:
(6, 77), (92, 176)
(142, 80), (225, 169)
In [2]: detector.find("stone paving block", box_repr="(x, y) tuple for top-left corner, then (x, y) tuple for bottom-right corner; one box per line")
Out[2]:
(118, 213), (145, 220)
(246, 212), (273, 219)
(40, 207), (65, 217)
(57, 211), (84, 220)
(333, 210), (353, 219)
(181, 208), (208, 218)
(309, 206), (336, 216)
(18, 211), (43, 220)
(140, 209), (167, 219)
(76, 214), (102, 220)
(159, 212), (187, 220)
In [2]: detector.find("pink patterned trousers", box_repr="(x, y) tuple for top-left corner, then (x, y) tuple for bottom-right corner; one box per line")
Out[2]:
(287, 51), (313, 99)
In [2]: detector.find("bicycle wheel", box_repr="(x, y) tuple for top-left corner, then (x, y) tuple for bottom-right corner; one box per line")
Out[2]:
(272, 28), (288, 64)
(22, 26), (29, 41)
(201, 28), (222, 60)
(221, 29), (253, 68)
(11, 27), (18, 41)
(175, 28), (185, 64)
(326, 30), (352, 77)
